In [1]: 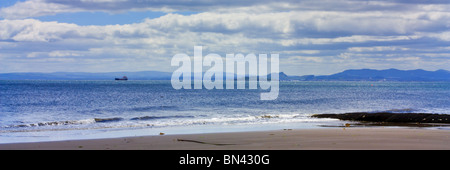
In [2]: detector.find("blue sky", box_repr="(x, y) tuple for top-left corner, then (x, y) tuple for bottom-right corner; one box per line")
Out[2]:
(0, 0), (449, 75)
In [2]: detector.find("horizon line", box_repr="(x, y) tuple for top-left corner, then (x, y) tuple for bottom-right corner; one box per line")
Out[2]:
(0, 68), (449, 77)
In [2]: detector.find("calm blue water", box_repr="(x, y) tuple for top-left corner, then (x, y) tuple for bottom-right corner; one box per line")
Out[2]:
(1, 80), (449, 143)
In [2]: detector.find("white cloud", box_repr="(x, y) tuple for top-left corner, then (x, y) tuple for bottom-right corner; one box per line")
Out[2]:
(422, 31), (450, 41)
(0, 0), (449, 74)
(0, 19), (97, 42)
(386, 56), (421, 62)
(289, 56), (324, 63)
(48, 50), (83, 57)
(348, 46), (410, 52)
(0, 0), (79, 19)
(2, 1), (449, 38)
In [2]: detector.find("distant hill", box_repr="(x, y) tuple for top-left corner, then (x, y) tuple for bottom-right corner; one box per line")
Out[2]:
(271, 69), (450, 81)
(312, 69), (450, 81)
(1, 69), (449, 81)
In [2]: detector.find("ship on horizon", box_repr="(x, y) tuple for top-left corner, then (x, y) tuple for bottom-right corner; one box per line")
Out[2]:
(115, 76), (128, 81)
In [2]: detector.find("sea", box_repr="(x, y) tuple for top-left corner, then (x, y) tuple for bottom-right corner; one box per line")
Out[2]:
(1, 80), (450, 143)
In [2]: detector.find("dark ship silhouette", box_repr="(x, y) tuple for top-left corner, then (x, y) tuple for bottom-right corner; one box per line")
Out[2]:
(115, 76), (128, 80)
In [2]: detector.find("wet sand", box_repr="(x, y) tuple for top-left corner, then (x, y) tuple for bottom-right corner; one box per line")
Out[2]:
(0, 128), (449, 150)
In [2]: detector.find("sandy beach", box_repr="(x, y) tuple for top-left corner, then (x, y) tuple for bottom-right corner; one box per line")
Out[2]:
(0, 127), (449, 150)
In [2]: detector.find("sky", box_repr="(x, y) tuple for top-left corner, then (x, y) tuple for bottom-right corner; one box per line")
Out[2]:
(0, 0), (449, 75)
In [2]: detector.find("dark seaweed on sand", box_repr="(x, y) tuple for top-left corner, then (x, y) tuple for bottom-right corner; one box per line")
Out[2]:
(311, 112), (450, 123)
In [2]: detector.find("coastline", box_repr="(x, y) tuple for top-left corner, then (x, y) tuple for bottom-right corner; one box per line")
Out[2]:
(1, 127), (449, 150)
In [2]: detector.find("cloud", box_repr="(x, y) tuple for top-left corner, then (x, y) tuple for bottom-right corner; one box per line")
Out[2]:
(0, 0), (449, 74)
(3, 0), (450, 19)
(0, 19), (86, 42)
(348, 46), (410, 52)
(0, 0), (265, 19)
(0, 0), (79, 19)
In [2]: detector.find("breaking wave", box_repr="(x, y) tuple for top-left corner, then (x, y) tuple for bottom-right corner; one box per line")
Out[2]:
(130, 115), (194, 120)
(2, 115), (197, 129)
(3, 119), (97, 128)
(1, 113), (333, 131)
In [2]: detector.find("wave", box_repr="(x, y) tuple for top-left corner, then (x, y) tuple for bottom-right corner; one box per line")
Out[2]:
(4, 119), (96, 128)
(94, 117), (123, 123)
(1, 113), (340, 133)
(2, 115), (196, 129)
(130, 115), (194, 120)
(130, 106), (178, 112)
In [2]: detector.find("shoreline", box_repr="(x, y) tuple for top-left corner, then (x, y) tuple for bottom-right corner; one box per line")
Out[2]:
(1, 127), (449, 150)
